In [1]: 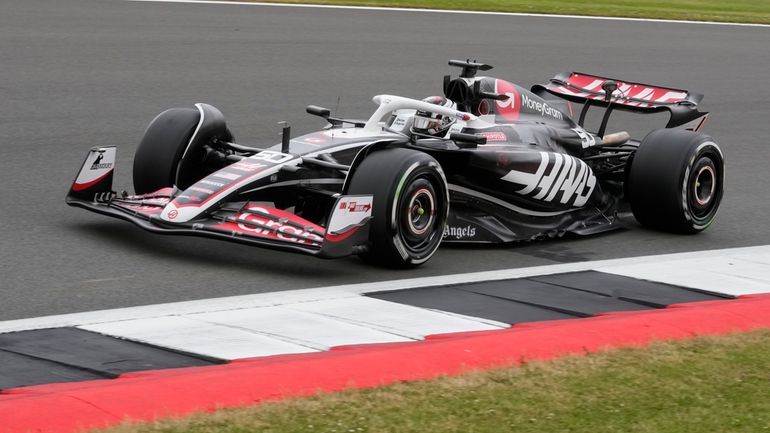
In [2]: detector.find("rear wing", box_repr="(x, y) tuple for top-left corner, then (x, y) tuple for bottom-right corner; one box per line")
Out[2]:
(532, 72), (709, 131)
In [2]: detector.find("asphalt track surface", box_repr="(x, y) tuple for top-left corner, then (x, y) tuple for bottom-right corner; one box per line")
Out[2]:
(1, 0), (769, 320)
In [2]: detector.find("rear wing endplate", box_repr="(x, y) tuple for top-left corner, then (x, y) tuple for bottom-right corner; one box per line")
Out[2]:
(532, 72), (709, 130)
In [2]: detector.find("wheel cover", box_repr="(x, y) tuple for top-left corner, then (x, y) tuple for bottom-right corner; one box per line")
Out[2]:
(686, 153), (721, 223)
(396, 176), (442, 257)
(693, 164), (716, 207)
(406, 188), (435, 236)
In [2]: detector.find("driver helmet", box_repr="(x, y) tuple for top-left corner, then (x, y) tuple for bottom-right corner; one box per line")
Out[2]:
(412, 96), (457, 137)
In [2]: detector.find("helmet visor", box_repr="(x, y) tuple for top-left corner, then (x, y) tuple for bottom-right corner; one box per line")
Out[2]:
(413, 115), (440, 132)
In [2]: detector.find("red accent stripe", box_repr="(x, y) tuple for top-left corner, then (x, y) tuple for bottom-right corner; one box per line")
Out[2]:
(71, 170), (112, 192)
(324, 226), (359, 243)
(1, 295), (769, 433)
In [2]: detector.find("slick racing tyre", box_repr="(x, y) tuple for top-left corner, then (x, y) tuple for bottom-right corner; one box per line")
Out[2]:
(347, 148), (449, 267)
(627, 129), (724, 233)
(133, 104), (233, 194)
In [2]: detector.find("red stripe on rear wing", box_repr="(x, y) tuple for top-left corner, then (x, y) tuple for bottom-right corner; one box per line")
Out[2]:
(532, 72), (708, 129)
(536, 72), (703, 109)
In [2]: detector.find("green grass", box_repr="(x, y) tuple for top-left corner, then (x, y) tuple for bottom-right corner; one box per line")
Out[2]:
(250, 0), (770, 24)
(100, 329), (770, 433)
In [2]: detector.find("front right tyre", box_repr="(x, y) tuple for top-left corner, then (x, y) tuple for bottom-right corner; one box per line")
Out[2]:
(347, 148), (449, 267)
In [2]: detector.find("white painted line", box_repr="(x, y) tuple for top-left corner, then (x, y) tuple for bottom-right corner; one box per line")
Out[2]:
(82, 298), (504, 360)
(80, 316), (317, 359)
(187, 306), (415, 350)
(126, 0), (770, 28)
(2, 245), (769, 334)
(0, 287), (359, 334)
(733, 250), (770, 266)
(600, 253), (770, 297)
(285, 297), (505, 339)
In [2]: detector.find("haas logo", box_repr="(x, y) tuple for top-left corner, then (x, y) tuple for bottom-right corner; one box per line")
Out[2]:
(501, 152), (597, 207)
(494, 79), (520, 121)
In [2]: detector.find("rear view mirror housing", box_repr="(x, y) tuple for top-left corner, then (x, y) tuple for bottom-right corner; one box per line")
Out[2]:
(306, 105), (331, 119)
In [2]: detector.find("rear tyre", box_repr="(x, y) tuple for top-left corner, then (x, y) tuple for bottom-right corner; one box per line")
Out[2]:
(133, 105), (232, 194)
(347, 148), (449, 267)
(627, 129), (724, 233)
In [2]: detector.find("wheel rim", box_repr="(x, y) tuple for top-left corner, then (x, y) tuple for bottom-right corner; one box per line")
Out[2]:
(398, 176), (441, 255)
(688, 155), (720, 220)
(406, 188), (435, 236)
(693, 165), (715, 207)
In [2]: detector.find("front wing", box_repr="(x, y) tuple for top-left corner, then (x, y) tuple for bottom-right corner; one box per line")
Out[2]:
(66, 147), (372, 259)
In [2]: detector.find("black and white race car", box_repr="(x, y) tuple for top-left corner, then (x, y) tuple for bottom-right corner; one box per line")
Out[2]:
(67, 60), (724, 267)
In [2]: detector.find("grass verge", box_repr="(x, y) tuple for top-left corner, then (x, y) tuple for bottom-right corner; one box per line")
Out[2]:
(100, 329), (770, 433)
(246, 0), (770, 24)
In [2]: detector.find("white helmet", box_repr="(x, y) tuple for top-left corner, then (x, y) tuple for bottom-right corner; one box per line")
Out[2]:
(412, 96), (457, 137)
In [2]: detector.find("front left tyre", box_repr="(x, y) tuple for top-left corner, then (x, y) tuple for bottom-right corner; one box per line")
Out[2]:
(133, 104), (232, 194)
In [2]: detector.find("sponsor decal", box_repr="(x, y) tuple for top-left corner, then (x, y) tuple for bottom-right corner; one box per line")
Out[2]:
(89, 150), (113, 170)
(447, 122), (464, 133)
(443, 224), (477, 240)
(168, 209), (178, 219)
(122, 195), (171, 205)
(500, 152), (596, 207)
(230, 206), (324, 245)
(189, 187), (216, 195)
(520, 93), (564, 121)
(389, 111), (415, 133)
(133, 197), (171, 207)
(199, 179), (225, 188)
(479, 131), (507, 142)
(177, 195), (201, 203)
(304, 136), (326, 145)
(250, 150), (295, 164)
(119, 204), (165, 214)
(72, 147), (117, 192)
(212, 172), (241, 181)
(339, 201), (372, 212)
(230, 161), (268, 172)
(328, 195), (373, 235)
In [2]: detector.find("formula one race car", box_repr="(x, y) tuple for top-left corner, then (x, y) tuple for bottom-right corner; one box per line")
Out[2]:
(67, 60), (724, 267)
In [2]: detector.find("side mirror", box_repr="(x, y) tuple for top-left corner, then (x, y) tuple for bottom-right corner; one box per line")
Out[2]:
(450, 132), (487, 148)
(602, 80), (618, 102)
(473, 81), (509, 101)
(306, 105), (331, 118)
